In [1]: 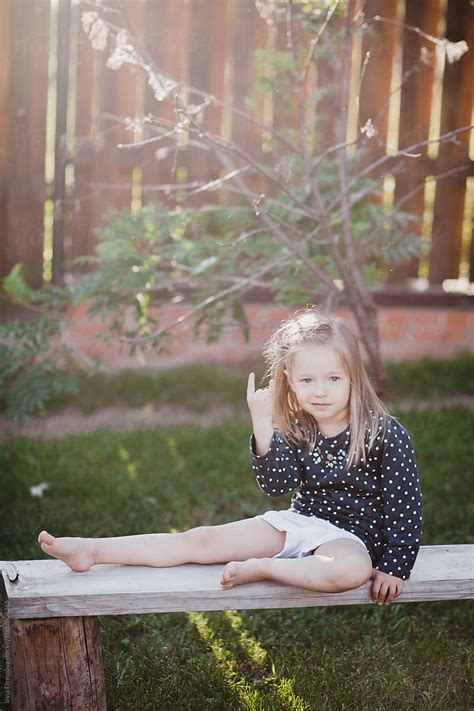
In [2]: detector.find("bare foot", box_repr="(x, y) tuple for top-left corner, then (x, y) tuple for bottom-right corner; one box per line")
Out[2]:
(220, 558), (270, 589)
(37, 530), (96, 572)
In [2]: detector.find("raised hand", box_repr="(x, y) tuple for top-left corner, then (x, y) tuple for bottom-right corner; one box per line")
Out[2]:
(247, 372), (276, 456)
(246, 372), (276, 424)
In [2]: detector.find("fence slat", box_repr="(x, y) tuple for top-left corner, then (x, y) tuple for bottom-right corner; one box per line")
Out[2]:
(71, 2), (96, 264)
(358, 0), (399, 156)
(390, 0), (441, 282)
(4, 0), (50, 287)
(185, 0), (234, 202)
(112, 0), (147, 211)
(0, 0), (12, 279)
(80, 1), (148, 245)
(228, 0), (269, 200)
(429, 0), (474, 284)
(230, 0), (260, 155)
(141, 0), (189, 207)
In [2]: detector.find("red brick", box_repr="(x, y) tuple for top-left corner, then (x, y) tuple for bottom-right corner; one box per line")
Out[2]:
(59, 303), (474, 370)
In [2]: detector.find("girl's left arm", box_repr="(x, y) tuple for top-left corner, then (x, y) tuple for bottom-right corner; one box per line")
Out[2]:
(374, 420), (423, 582)
(250, 431), (302, 497)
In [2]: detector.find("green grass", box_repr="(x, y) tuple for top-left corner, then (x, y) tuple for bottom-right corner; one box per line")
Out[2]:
(45, 362), (256, 415)
(1, 408), (473, 709)
(18, 351), (474, 418)
(385, 352), (474, 400)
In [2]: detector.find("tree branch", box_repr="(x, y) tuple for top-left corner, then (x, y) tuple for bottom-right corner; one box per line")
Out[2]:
(120, 256), (291, 345)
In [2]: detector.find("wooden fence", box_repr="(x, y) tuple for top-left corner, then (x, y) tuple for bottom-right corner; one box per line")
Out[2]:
(0, 0), (473, 290)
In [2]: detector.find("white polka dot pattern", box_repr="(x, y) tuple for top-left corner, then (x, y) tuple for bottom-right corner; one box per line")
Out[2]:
(250, 416), (423, 580)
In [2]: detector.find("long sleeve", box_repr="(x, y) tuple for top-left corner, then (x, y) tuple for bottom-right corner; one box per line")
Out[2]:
(374, 421), (423, 580)
(250, 432), (302, 497)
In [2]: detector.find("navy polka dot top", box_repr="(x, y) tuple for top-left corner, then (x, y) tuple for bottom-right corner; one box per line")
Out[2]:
(250, 415), (423, 580)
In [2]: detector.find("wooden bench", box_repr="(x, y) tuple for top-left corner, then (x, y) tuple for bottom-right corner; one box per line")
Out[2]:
(1, 544), (473, 710)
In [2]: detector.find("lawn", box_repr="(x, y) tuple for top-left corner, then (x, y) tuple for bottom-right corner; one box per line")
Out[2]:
(1, 401), (473, 709)
(22, 351), (474, 416)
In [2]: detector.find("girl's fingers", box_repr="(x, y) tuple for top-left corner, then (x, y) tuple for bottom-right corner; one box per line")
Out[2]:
(394, 582), (403, 599)
(247, 372), (256, 398)
(371, 579), (381, 602)
(372, 578), (389, 604)
(377, 583), (389, 604)
(371, 571), (403, 605)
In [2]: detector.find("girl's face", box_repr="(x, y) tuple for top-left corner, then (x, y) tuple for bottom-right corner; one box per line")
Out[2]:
(285, 344), (351, 435)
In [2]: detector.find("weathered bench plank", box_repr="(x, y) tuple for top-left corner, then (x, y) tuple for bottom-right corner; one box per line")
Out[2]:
(2, 545), (473, 620)
(1, 545), (472, 710)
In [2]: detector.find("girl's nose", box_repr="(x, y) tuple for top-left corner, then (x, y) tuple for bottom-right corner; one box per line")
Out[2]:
(313, 382), (327, 397)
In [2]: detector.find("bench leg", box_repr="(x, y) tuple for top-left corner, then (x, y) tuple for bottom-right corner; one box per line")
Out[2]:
(7, 616), (106, 710)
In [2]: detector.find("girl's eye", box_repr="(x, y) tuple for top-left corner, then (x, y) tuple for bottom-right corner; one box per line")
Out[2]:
(330, 376), (341, 382)
(301, 378), (312, 383)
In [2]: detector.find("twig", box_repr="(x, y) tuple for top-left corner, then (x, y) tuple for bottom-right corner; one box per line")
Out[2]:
(363, 15), (457, 49)
(361, 163), (470, 249)
(121, 257), (289, 345)
(299, 1), (340, 84)
(329, 124), (474, 216)
(175, 97), (321, 221)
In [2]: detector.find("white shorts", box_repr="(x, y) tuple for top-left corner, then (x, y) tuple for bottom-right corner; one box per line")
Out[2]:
(256, 509), (369, 559)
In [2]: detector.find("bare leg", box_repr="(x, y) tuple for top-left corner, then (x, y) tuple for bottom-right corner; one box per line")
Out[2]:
(37, 518), (286, 572)
(221, 539), (372, 592)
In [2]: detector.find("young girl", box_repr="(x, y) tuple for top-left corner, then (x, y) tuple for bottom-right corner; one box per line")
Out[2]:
(38, 309), (423, 606)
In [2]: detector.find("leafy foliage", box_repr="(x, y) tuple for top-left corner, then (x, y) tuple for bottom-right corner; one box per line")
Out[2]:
(0, 266), (79, 421)
(70, 176), (421, 353)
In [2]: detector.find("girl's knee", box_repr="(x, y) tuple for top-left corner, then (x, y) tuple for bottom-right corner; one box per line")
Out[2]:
(329, 557), (372, 591)
(183, 526), (217, 561)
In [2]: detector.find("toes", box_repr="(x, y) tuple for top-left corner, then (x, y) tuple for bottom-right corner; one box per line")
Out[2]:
(220, 564), (236, 588)
(38, 530), (55, 545)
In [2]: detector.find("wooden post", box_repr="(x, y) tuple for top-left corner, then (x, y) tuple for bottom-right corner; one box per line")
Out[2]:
(7, 616), (106, 710)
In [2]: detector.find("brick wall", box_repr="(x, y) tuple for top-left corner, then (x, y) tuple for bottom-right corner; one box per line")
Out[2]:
(61, 303), (474, 371)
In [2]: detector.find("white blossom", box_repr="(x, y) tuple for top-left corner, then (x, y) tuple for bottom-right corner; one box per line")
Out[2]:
(116, 30), (133, 51)
(443, 40), (468, 64)
(106, 33), (140, 71)
(360, 118), (376, 139)
(419, 46), (432, 67)
(81, 11), (109, 52)
(81, 11), (98, 34)
(255, 0), (276, 25)
(148, 71), (178, 102)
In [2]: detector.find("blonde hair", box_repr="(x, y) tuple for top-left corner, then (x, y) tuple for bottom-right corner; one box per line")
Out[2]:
(263, 308), (390, 467)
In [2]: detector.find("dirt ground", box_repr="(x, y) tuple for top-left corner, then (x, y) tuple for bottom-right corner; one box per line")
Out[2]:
(0, 404), (246, 439)
(1, 395), (473, 439)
